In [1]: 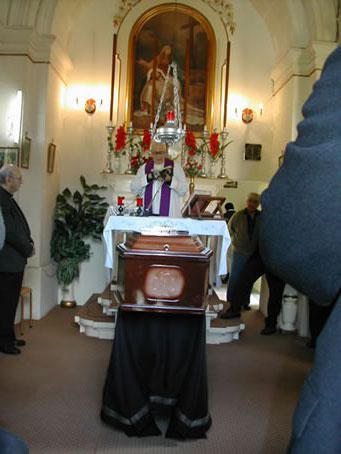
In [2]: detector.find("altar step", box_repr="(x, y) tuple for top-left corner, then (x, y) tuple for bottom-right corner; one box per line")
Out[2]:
(74, 290), (117, 340)
(74, 287), (245, 344)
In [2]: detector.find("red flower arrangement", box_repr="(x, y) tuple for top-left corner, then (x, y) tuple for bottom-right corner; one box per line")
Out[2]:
(130, 128), (152, 174)
(114, 125), (127, 156)
(183, 158), (202, 178)
(209, 131), (220, 161)
(141, 128), (152, 152)
(184, 130), (197, 157)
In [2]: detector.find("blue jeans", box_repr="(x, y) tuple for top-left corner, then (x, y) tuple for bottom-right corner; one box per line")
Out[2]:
(226, 251), (249, 303)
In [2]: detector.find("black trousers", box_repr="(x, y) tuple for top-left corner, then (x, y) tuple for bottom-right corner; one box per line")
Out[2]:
(0, 271), (24, 347)
(230, 254), (285, 328)
(308, 299), (335, 342)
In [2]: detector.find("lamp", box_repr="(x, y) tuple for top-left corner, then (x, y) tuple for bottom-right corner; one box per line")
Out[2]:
(241, 108), (254, 124)
(151, 62), (185, 146)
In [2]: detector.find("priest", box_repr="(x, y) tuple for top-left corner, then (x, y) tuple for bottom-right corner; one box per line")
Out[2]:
(130, 141), (187, 217)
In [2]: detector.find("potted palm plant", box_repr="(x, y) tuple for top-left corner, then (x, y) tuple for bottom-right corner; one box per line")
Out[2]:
(50, 176), (109, 307)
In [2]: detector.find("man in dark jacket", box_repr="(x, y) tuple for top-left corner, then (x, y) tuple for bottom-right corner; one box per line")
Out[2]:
(0, 165), (35, 355)
(260, 46), (341, 453)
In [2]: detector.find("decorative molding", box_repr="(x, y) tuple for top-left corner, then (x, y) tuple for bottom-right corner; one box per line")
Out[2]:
(112, 0), (236, 35)
(0, 24), (73, 84)
(202, 0), (236, 35)
(271, 42), (337, 95)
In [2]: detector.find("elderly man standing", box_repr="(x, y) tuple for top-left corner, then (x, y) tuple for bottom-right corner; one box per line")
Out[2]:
(130, 141), (188, 217)
(0, 165), (35, 355)
(224, 193), (261, 310)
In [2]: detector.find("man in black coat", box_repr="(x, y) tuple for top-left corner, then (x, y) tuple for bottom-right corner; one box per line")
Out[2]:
(260, 46), (341, 453)
(0, 165), (35, 355)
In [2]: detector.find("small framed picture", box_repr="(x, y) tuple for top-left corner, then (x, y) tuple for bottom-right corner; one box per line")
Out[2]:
(244, 143), (262, 161)
(21, 135), (31, 169)
(47, 143), (56, 173)
(0, 147), (19, 168)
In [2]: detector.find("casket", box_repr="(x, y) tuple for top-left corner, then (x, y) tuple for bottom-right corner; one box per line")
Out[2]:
(115, 229), (213, 314)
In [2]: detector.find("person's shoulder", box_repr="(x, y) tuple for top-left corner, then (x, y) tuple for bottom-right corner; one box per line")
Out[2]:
(234, 209), (245, 217)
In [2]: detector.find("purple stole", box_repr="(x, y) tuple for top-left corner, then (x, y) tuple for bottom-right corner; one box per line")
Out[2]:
(144, 158), (174, 216)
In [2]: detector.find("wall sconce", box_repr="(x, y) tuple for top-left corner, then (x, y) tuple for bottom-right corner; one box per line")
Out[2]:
(242, 108), (254, 124)
(84, 98), (103, 114)
(66, 85), (108, 112)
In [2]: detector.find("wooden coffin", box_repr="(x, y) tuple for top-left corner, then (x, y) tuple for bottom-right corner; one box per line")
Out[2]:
(115, 232), (213, 314)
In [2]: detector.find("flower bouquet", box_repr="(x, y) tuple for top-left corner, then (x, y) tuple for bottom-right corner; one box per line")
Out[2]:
(183, 158), (202, 178)
(130, 128), (152, 174)
(113, 125), (128, 158)
(207, 130), (233, 161)
(184, 130), (197, 157)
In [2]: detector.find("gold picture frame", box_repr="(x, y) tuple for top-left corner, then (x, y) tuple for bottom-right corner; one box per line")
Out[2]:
(21, 135), (31, 169)
(47, 143), (56, 173)
(0, 147), (19, 168)
(126, 4), (216, 133)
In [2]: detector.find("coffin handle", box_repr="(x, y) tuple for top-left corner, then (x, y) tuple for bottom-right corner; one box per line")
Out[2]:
(163, 244), (170, 251)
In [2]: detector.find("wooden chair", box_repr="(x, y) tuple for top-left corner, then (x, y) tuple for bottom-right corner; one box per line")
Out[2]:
(20, 287), (33, 335)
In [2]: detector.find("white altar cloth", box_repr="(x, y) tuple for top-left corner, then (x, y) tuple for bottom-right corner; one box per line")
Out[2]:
(103, 216), (230, 280)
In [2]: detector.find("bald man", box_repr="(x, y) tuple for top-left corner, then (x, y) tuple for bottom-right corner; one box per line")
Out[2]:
(130, 141), (188, 217)
(0, 165), (35, 355)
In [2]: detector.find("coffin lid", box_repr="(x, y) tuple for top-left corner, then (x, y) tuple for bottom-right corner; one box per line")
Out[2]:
(119, 232), (212, 257)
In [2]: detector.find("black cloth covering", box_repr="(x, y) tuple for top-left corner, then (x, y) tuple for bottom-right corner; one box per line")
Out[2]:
(101, 309), (211, 439)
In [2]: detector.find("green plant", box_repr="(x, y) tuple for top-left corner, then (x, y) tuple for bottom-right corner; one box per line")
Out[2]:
(50, 176), (109, 287)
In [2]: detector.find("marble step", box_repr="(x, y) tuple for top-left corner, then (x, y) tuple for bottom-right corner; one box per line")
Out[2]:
(74, 287), (245, 343)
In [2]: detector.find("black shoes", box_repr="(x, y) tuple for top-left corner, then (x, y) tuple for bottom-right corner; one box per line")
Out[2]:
(0, 339), (26, 354)
(306, 339), (316, 349)
(220, 310), (241, 320)
(260, 327), (277, 336)
(15, 339), (26, 347)
(0, 345), (21, 355)
(242, 306), (252, 311)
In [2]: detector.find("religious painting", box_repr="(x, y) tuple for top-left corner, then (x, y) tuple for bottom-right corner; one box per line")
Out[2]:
(244, 143), (262, 161)
(21, 135), (31, 169)
(0, 147), (19, 168)
(127, 4), (216, 133)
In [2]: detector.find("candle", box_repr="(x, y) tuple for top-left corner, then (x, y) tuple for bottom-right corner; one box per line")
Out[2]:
(204, 124), (207, 132)
(136, 197), (143, 207)
(117, 196), (125, 206)
(166, 111), (175, 122)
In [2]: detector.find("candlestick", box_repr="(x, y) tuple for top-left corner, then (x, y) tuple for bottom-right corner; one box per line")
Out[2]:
(166, 110), (175, 122)
(136, 197), (143, 216)
(117, 196), (125, 215)
(218, 129), (229, 179)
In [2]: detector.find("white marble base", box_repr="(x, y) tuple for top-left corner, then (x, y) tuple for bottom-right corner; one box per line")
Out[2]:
(74, 314), (116, 340)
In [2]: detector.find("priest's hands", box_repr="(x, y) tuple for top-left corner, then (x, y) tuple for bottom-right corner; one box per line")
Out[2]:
(160, 168), (173, 185)
(147, 167), (173, 185)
